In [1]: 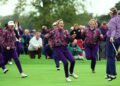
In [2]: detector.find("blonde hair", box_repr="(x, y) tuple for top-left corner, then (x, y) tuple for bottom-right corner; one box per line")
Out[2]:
(24, 29), (29, 33)
(88, 19), (98, 26)
(73, 24), (79, 27)
(35, 32), (41, 35)
(52, 22), (57, 26)
(56, 19), (64, 25)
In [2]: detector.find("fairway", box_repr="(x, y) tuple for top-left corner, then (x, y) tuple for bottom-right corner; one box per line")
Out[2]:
(0, 55), (120, 86)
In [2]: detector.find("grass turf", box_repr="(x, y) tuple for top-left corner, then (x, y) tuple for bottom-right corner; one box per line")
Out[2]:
(0, 55), (120, 86)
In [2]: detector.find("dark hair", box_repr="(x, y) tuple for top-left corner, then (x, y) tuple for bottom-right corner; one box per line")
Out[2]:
(14, 20), (20, 27)
(102, 21), (107, 25)
(4, 23), (8, 27)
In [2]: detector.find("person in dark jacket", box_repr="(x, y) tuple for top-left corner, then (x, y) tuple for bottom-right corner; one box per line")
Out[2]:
(14, 20), (24, 57)
(99, 22), (108, 60)
(22, 29), (31, 54)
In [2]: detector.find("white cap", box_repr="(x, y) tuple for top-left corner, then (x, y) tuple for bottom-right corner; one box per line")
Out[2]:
(8, 21), (15, 26)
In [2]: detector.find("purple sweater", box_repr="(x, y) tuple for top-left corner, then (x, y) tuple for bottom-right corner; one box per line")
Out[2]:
(84, 28), (101, 44)
(2, 29), (16, 49)
(107, 15), (120, 39)
(48, 28), (71, 47)
(0, 28), (3, 47)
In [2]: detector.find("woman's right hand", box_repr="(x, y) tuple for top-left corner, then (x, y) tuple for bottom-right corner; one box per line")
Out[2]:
(6, 47), (10, 50)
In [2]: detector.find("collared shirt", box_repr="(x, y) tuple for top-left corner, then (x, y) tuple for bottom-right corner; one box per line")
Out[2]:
(107, 15), (120, 39)
(2, 29), (16, 49)
(28, 36), (42, 51)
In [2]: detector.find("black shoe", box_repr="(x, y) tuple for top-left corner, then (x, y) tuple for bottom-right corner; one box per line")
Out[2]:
(38, 56), (41, 59)
(107, 76), (116, 81)
(3, 69), (8, 74)
(57, 67), (60, 71)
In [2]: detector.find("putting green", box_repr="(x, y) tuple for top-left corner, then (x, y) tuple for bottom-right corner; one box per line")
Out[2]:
(0, 55), (120, 86)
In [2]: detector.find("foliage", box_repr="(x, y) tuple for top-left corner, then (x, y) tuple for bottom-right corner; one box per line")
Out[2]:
(115, 1), (120, 10)
(97, 1), (120, 24)
(0, 0), (92, 30)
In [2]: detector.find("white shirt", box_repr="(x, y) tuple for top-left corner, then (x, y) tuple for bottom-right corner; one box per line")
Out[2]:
(28, 36), (42, 51)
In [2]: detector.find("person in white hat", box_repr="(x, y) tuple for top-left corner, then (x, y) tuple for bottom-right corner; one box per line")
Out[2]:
(2, 21), (27, 78)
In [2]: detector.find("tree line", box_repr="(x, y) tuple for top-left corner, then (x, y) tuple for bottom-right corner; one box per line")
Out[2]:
(0, 0), (120, 30)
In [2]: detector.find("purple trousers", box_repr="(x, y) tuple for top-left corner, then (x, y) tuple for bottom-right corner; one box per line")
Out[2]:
(0, 53), (4, 67)
(53, 46), (75, 78)
(2, 49), (23, 73)
(0, 47), (8, 67)
(106, 37), (117, 76)
(85, 44), (98, 71)
(15, 41), (24, 57)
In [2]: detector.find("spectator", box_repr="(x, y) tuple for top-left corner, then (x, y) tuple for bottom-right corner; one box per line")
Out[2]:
(28, 32), (42, 59)
(22, 29), (31, 54)
(68, 39), (83, 60)
(99, 22), (108, 60)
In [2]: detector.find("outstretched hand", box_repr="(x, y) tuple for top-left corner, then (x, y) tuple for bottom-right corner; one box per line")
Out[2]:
(110, 37), (114, 43)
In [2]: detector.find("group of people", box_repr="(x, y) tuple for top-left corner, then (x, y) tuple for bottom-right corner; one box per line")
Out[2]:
(0, 7), (120, 82)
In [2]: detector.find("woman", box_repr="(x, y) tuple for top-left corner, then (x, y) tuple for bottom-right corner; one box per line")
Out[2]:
(46, 19), (78, 82)
(2, 21), (27, 78)
(106, 7), (120, 81)
(84, 19), (103, 73)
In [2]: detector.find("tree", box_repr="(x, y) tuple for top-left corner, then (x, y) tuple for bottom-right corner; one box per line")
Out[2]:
(97, 15), (110, 24)
(115, 1), (120, 10)
(0, 0), (8, 4)
(97, 1), (120, 23)
(0, 0), (91, 30)
(14, 0), (88, 29)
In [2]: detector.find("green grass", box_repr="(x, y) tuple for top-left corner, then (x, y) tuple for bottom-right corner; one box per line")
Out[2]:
(0, 55), (120, 86)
